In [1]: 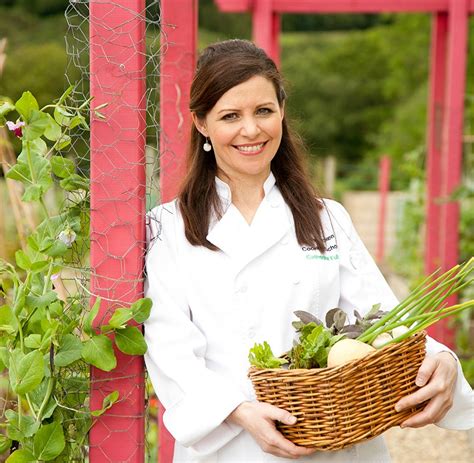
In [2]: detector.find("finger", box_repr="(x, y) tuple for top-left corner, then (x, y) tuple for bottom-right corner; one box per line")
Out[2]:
(400, 395), (449, 428)
(262, 427), (315, 458)
(415, 356), (438, 387)
(262, 403), (297, 425)
(395, 382), (438, 412)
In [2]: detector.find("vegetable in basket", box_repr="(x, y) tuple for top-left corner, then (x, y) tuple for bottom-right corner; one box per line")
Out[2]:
(249, 258), (474, 370)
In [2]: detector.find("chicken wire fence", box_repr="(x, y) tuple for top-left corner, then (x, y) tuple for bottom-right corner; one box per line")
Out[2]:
(1, 0), (168, 461)
(66, 1), (164, 461)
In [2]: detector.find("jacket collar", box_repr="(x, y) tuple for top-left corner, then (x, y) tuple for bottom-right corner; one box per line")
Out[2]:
(207, 172), (291, 273)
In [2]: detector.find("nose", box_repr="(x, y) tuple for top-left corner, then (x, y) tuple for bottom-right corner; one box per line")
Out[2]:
(240, 116), (261, 138)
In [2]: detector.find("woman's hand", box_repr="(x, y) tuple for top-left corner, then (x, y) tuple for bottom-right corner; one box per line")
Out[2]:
(228, 401), (316, 459)
(395, 352), (458, 428)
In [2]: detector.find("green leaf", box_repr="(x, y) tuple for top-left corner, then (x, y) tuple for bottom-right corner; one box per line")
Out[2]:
(50, 156), (75, 178)
(6, 449), (36, 463)
(15, 91), (39, 122)
(83, 297), (101, 337)
(91, 390), (119, 417)
(24, 334), (42, 349)
(57, 84), (74, 105)
(5, 409), (39, 441)
(0, 346), (8, 372)
(15, 250), (31, 270)
(10, 350), (45, 395)
(23, 109), (49, 141)
(30, 260), (50, 273)
(131, 298), (152, 323)
(108, 308), (134, 329)
(26, 290), (58, 311)
(54, 134), (71, 151)
(0, 434), (12, 453)
(55, 334), (83, 367)
(29, 379), (57, 420)
(59, 173), (88, 191)
(34, 421), (65, 461)
(0, 100), (15, 125)
(53, 106), (72, 126)
(44, 113), (62, 141)
(69, 114), (85, 129)
(0, 305), (18, 335)
(248, 341), (287, 369)
(82, 335), (116, 371)
(7, 144), (52, 202)
(39, 238), (69, 258)
(115, 326), (147, 355)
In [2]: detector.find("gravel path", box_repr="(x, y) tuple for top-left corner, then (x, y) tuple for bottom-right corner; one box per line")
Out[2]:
(384, 425), (473, 462)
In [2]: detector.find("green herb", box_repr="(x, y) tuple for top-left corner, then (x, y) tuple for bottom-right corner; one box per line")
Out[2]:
(249, 341), (288, 369)
(290, 324), (345, 369)
(358, 258), (474, 347)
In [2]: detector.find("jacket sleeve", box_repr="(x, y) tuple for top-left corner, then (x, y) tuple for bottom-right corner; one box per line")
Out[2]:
(143, 206), (247, 454)
(327, 200), (474, 430)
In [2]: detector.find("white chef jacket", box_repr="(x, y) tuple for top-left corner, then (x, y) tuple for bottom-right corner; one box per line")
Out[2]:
(144, 172), (473, 463)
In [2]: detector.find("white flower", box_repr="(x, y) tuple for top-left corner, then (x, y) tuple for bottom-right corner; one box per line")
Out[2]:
(58, 228), (77, 247)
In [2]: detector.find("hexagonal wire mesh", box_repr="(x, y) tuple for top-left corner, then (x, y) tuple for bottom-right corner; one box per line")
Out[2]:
(63, 0), (163, 461)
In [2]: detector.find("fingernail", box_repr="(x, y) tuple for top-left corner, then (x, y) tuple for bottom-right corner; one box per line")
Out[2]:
(395, 404), (401, 412)
(288, 416), (297, 424)
(400, 423), (406, 429)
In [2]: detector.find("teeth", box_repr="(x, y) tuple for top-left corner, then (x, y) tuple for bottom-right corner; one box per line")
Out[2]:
(237, 143), (264, 153)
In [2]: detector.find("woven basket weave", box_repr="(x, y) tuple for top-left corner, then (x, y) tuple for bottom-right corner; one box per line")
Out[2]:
(248, 331), (426, 451)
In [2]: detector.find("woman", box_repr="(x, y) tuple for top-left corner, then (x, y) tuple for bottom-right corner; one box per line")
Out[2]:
(144, 39), (473, 462)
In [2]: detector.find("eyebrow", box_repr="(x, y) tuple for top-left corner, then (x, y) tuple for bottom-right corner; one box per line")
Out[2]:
(217, 102), (277, 114)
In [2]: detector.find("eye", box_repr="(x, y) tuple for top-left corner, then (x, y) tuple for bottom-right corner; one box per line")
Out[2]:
(221, 113), (238, 121)
(257, 107), (274, 116)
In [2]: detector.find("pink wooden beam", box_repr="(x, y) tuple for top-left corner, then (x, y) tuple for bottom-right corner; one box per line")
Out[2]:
(252, 0), (280, 66)
(89, 0), (146, 461)
(159, 1), (198, 462)
(160, 0), (197, 202)
(216, 0), (474, 13)
(432, 0), (469, 347)
(376, 155), (391, 263)
(425, 12), (447, 276)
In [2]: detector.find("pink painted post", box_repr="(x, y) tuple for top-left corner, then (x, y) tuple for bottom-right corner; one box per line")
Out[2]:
(271, 12), (281, 68)
(425, 12), (447, 343)
(253, 0), (274, 61)
(425, 12), (447, 276)
(217, 0), (474, 14)
(160, 0), (197, 202)
(376, 156), (390, 263)
(159, 1), (198, 461)
(89, 1), (146, 461)
(435, 0), (469, 347)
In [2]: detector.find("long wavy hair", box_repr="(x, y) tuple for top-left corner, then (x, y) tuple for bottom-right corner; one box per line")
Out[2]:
(178, 39), (326, 252)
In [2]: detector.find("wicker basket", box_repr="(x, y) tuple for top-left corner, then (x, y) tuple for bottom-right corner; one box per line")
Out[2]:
(248, 331), (426, 451)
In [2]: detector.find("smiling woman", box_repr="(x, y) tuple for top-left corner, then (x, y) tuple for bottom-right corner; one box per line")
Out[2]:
(143, 39), (473, 463)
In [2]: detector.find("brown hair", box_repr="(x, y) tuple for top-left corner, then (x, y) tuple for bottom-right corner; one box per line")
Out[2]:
(178, 39), (326, 252)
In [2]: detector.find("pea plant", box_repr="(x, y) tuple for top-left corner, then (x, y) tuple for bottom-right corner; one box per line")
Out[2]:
(0, 88), (151, 462)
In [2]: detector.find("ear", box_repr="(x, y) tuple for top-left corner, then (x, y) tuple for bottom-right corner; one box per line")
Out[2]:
(279, 101), (285, 121)
(192, 113), (208, 137)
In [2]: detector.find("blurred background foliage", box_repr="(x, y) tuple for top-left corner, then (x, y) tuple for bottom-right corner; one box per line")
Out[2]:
(2, 0), (471, 190)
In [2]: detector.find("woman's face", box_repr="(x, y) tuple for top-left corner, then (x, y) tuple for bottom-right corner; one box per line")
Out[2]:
(194, 75), (284, 184)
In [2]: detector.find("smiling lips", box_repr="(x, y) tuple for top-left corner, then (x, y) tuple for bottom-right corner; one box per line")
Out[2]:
(233, 141), (267, 156)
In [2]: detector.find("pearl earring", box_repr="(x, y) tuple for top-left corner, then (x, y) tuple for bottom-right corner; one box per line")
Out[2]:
(203, 137), (212, 152)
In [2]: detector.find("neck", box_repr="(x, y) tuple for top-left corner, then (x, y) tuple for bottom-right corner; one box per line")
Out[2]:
(217, 170), (270, 224)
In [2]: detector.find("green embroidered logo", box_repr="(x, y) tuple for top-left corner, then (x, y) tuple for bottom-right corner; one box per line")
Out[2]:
(306, 254), (340, 261)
